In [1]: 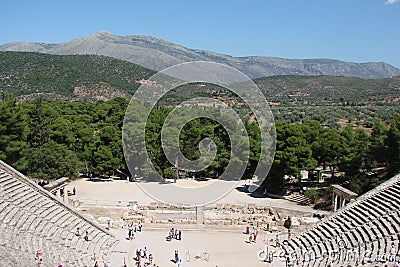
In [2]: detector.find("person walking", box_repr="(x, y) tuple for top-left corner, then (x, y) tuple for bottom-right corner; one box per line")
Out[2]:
(174, 250), (179, 263)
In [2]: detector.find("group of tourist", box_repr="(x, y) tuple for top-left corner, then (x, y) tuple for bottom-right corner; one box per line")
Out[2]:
(131, 226), (185, 267)
(127, 221), (143, 240)
(245, 225), (259, 243)
(134, 246), (158, 267)
(127, 221), (160, 267)
(166, 227), (182, 241)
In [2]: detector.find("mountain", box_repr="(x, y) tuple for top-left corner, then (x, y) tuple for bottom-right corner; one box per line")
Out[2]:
(1, 31), (399, 79)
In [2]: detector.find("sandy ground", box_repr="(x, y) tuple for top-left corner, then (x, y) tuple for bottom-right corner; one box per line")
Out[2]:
(65, 178), (310, 208)
(110, 227), (286, 267)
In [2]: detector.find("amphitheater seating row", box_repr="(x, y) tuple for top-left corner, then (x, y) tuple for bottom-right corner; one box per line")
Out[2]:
(280, 174), (400, 267)
(0, 160), (117, 266)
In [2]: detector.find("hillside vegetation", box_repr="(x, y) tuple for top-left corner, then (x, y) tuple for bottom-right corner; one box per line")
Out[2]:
(255, 75), (400, 104)
(0, 51), (155, 100)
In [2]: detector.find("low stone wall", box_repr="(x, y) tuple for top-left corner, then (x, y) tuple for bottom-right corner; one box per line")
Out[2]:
(118, 204), (319, 232)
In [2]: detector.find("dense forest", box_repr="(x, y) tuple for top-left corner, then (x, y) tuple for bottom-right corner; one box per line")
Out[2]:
(1, 94), (399, 195)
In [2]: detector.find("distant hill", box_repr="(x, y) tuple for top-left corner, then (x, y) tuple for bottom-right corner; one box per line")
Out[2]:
(0, 51), (155, 101)
(1, 31), (399, 79)
(1, 51), (399, 106)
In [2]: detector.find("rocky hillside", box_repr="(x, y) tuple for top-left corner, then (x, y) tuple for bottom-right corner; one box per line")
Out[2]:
(1, 31), (399, 79)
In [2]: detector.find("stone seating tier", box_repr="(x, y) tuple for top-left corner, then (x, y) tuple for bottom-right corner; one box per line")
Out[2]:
(0, 161), (116, 266)
(280, 174), (400, 266)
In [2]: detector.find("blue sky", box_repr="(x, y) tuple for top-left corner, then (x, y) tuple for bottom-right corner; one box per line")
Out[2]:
(1, 0), (399, 68)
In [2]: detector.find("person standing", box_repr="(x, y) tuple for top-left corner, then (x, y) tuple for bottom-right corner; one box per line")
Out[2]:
(35, 250), (41, 260)
(136, 249), (141, 261)
(253, 229), (258, 243)
(129, 225), (134, 240)
(167, 231), (172, 241)
(84, 231), (89, 241)
(248, 233), (253, 243)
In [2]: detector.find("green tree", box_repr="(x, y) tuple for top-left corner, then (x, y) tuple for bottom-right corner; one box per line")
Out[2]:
(50, 117), (74, 146)
(25, 141), (81, 179)
(266, 122), (317, 193)
(386, 116), (400, 174)
(92, 145), (113, 175)
(339, 126), (369, 176)
(0, 94), (28, 170)
(163, 167), (176, 179)
(367, 119), (388, 168)
(311, 127), (346, 177)
(27, 98), (56, 148)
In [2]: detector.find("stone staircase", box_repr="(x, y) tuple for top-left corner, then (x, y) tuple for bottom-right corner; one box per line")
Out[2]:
(284, 193), (313, 205)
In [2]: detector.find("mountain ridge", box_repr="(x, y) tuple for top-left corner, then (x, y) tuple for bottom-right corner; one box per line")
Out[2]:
(1, 31), (400, 79)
